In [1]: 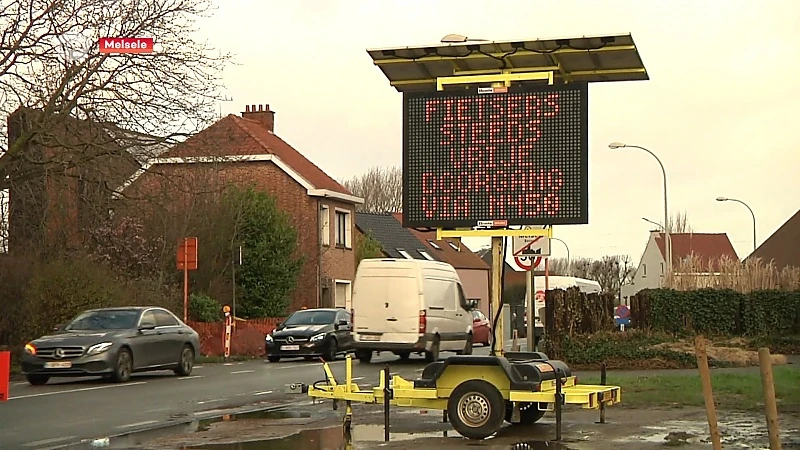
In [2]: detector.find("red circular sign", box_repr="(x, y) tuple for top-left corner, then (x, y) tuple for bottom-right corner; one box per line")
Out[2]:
(513, 255), (542, 271)
(616, 305), (630, 319)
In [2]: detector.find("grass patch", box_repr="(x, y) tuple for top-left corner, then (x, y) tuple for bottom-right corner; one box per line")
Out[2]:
(582, 366), (800, 411)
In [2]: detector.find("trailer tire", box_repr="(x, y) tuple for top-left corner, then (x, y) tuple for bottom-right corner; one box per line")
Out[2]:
(356, 350), (372, 363)
(447, 380), (505, 440)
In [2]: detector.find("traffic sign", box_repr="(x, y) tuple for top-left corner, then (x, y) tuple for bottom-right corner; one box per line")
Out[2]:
(512, 255), (543, 271)
(615, 305), (630, 319)
(512, 235), (551, 257)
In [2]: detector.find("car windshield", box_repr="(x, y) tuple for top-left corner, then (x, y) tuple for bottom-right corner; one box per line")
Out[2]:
(283, 310), (336, 326)
(65, 310), (140, 331)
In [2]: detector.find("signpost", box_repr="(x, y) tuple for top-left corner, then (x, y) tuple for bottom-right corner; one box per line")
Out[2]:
(177, 237), (199, 322)
(615, 304), (631, 331)
(222, 305), (232, 360)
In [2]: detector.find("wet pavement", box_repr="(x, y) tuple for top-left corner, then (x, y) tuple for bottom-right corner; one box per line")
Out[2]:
(57, 401), (800, 450)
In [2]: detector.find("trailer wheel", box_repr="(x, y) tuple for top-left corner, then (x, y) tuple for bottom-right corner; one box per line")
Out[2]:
(447, 380), (505, 439)
(505, 402), (546, 424)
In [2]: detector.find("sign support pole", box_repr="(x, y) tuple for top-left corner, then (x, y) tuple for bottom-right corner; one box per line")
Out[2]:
(490, 236), (504, 356)
(526, 269), (534, 351)
(183, 241), (189, 323)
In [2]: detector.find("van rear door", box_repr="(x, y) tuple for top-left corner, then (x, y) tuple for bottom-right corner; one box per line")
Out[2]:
(355, 274), (421, 344)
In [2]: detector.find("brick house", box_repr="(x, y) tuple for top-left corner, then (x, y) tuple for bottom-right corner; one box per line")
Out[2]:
(117, 104), (363, 311)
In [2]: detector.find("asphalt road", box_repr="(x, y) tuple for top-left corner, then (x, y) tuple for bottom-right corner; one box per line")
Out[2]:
(0, 349), (474, 450)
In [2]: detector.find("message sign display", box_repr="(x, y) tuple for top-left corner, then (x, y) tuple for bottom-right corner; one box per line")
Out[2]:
(402, 83), (588, 228)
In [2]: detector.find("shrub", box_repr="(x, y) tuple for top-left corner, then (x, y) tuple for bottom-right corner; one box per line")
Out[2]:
(189, 293), (221, 322)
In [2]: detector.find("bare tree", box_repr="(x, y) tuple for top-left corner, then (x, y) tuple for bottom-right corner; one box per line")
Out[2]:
(543, 257), (570, 276)
(570, 255), (635, 295)
(341, 166), (402, 213)
(0, 0), (231, 191)
(666, 211), (693, 233)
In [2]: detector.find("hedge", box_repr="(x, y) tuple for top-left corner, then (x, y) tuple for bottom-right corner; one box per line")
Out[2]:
(631, 288), (800, 336)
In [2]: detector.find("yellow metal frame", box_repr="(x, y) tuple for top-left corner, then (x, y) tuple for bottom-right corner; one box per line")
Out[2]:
(308, 355), (622, 412)
(436, 227), (553, 239)
(437, 70), (553, 90)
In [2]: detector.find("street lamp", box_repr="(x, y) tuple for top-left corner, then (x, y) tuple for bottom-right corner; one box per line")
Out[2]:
(609, 142), (671, 276)
(716, 197), (757, 253)
(642, 217), (664, 230)
(550, 237), (570, 276)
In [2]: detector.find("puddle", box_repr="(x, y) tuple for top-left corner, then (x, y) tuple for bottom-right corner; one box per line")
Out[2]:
(196, 409), (313, 431)
(185, 424), (459, 449)
(615, 412), (800, 448)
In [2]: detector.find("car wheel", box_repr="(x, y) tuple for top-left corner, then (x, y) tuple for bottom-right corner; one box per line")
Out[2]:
(323, 339), (338, 362)
(356, 350), (372, 364)
(267, 355), (281, 363)
(111, 348), (133, 383)
(26, 374), (49, 386)
(174, 345), (194, 376)
(424, 337), (440, 363)
(447, 380), (505, 440)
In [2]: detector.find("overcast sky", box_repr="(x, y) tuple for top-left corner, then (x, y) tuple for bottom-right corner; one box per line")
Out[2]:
(196, 0), (800, 265)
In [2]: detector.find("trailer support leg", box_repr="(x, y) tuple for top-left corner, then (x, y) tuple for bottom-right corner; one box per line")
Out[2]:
(343, 400), (353, 440)
(555, 370), (563, 441)
(598, 362), (607, 424)
(383, 364), (391, 442)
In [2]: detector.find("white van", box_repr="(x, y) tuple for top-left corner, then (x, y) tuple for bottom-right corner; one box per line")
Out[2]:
(350, 258), (474, 363)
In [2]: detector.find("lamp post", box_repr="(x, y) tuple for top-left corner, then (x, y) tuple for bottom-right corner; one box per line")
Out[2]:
(716, 197), (757, 253)
(550, 237), (570, 275)
(609, 142), (671, 277)
(642, 217), (664, 230)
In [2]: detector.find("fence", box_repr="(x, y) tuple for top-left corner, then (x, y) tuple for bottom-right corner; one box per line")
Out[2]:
(543, 288), (616, 337)
(187, 317), (285, 357)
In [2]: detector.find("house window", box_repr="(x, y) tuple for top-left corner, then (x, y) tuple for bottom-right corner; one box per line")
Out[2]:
(397, 249), (413, 259)
(335, 209), (352, 248)
(643, 264), (647, 276)
(428, 240), (441, 250)
(660, 262), (664, 275)
(447, 241), (460, 251)
(419, 250), (434, 261)
(320, 205), (330, 247)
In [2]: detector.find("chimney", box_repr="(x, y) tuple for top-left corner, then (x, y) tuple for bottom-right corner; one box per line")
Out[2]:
(241, 103), (275, 132)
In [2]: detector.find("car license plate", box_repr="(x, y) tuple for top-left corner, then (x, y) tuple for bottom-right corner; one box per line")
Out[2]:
(280, 345), (300, 351)
(360, 334), (380, 342)
(44, 361), (72, 369)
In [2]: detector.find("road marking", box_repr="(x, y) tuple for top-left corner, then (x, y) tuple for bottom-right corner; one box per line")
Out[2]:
(223, 363), (235, 366)
(23, 436), (78, 447)
(230, 370), (255, 374)
(13, 382), (27, 386)
(9, 381), (147, 400)
(276, 361), (344, 370)
(194, 365), (204, 369)
(116, 420), (159, 429)
(351, 377), (365, 381)
(197, 398), (226, 405)
(179, 375), (203, 380)
(252, 390), (273, 396)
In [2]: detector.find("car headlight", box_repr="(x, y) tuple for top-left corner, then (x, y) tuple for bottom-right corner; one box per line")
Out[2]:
(24, 343), (36, 355)
(86, 342), (113, 355)
(265, 334), (273, 342)
(310, 333), (325, 342)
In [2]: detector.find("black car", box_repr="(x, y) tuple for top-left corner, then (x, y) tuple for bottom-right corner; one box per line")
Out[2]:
(20, 306), (200, 385)
(265, 308), (353, 362)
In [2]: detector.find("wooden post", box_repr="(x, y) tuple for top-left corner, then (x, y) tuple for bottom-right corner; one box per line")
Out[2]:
(695, 335), (722, 450)
(758, 347), (782, 450)
(183, 242), (189, 322)
(490, 236), (504, 356)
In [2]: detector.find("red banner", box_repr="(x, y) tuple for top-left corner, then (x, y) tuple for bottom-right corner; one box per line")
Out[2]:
(0, 351), (10, 402)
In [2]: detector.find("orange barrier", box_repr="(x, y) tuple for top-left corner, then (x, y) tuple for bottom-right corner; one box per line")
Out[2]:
(0, 351), (10, 402)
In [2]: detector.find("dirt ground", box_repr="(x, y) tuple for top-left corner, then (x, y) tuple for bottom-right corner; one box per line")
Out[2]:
(130, 399), (800, 450)
(653, 338), (789, 367)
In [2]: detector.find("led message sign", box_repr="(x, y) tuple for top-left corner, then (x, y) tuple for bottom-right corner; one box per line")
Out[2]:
(402, 83), (588, 228)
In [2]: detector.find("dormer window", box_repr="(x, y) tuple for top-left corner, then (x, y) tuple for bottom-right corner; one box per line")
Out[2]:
(428, 240), (441, 250)
(419, 250), (434, 261)
(396, 249), (413, 259)
(447, 241), (459, 251)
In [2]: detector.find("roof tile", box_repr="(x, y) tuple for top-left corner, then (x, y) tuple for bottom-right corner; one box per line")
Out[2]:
(654, 232), (739, 265)
(355, 213), (437, 260)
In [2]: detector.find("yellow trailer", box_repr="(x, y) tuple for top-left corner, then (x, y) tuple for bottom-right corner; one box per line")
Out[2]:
(303, 352), (620, 440)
